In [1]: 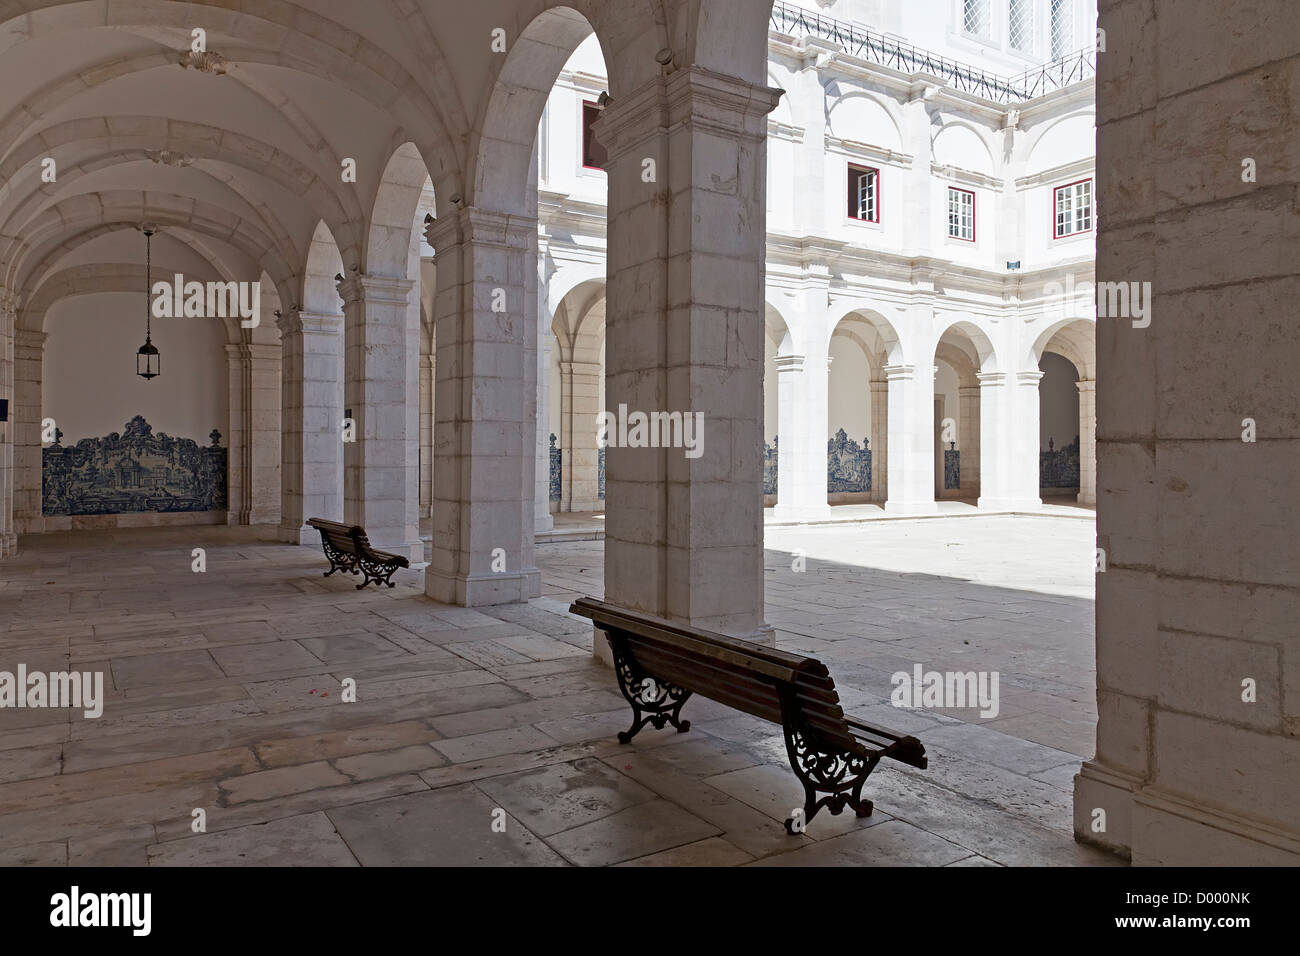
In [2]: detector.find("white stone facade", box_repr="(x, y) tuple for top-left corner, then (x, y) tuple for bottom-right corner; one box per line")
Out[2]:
(541, 0), (1100, 522)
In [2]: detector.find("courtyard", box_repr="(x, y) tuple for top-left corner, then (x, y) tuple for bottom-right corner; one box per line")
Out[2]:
(0, 513), (1116, 866)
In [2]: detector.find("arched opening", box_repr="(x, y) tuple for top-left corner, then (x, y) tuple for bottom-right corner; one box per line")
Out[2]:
(933, 319), (997, 504)
(826, 309), (902, 510)
(1033, 318), (1097, 506)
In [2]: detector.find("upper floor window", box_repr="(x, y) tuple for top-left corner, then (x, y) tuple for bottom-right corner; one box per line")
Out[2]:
(948, 187), (975, 241)
(582, 101), (607, 170)
(1008, 0), (1035, 53)
(1050, 0), (1073, 59)
(962, 0), (992, 38)
(1054, 179), (1093, 237)
(848, 165), (879, 223)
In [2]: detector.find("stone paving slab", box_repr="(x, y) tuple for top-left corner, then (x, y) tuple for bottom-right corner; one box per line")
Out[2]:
(0, 517), (1116, 866)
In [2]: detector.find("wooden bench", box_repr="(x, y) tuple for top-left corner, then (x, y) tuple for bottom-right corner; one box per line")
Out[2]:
(569, 597), (928, 833)
(306, 517), (410, 589)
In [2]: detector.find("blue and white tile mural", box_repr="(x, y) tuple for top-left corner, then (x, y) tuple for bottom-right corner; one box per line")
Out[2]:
(598, 445), (605, 501)
(42, 415), (227, 516)
(944, 445), (961, 490)
(827, 429), (871, 493)
(763, 436), (778, 496)
(1040, 435), (1081, 487)
(548, 433), (561, 502)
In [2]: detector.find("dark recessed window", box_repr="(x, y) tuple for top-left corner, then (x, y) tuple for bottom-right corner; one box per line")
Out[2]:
(582, 101), (607, 171)
(848, 164), (879, 222)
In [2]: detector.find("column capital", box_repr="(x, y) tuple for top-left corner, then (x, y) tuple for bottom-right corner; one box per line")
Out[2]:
(774, 354), (805, 374)
(593, 68), (783, 163)
(336, 274), (415, 309)
(278, 309), (343, 336)
(1075, 378), (1097, 393)
(883, 363), (915, 382)
(1015, 370), (1045, 386)
(977, 371), (1007, 386)
(426, 206), (536, 256)
(560, 360), (601, 376)
(14, 328), (45, 351)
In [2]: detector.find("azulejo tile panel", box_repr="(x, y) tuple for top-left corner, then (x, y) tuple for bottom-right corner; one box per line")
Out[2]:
(42, 415), (227, 516)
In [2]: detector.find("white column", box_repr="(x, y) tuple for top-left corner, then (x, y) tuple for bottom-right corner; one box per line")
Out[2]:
(338, 274), (422, 562)
(869, 379), (888, 502)
(534, 261), (554, 534)
(278, 310), (343, 543)
(1012, 370), (1045, 509)
(425, 209), (540, 605)
(1076, 378), (1096, 505)
(883, 363), (936, 514)
(772, 354), (830, 522)
(959, 384), (981, 497)
(596, 68), (781, 643)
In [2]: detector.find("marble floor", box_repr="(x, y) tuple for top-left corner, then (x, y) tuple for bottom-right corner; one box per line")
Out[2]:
(0, 516), (1119, 866)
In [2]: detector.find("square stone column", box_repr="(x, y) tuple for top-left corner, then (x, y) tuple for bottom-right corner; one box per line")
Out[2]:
(278, 310), (343, 543)
(882, 363), (936, 514)
(420, 354), (435, 521)
(559, 359), (603, 512)
(424, 209), (540, 605)
(977, 369), (1042, 511)
(869, 379), (888, 502)
(225, 343), (282, 525)
(337, 275), (422, 563)
(958, 384), (981, 497)
(594, 67), (782, 642)
(1076, 378), (1096, 506)
(13, 329), (44, 534)
(772, 353), (831, 521)
(0, 293), (16, 556)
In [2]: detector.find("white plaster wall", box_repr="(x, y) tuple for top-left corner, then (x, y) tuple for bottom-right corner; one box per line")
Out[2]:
(43, 292), (229, 445)
(827, 336), (871, 441)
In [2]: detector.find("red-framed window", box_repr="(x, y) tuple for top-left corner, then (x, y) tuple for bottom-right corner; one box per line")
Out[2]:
(581, 101), (607, 171)
(1053, 178), (1093, 238)
(947, 186), (975, 241)
(848, 164), (880, 222)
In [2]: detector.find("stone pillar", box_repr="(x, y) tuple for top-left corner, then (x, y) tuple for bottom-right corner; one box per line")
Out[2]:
(977, 369), (1042, 511)
(13, 329), (45, 534)
(337, 275), (422, 562)
(421, 352), (436, 521)
(595, 68), (781, 642)
(224, 343), (281, 525)
(1076, 378), (1096, 506)
(559, 359), (602, 512)
(534, 308), (553, 534)
(1075, 0), (1300, 865)
(425, 209), (540, 605)
(278, 310), (343, 543)
(882, 363), (936, 514)
(869, 379), (888, 502)
(959, 384), (981, 497)
(772, 354), (830, 521)
(0, 293), (16, 556)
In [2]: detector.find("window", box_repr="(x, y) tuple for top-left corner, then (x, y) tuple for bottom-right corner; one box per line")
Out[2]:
(1050, 0), (1073, 59)
(1008, 0), (1034, 53)
(962, 0), (991, 37)
(948, 187), (975, 241)
(848, 165), (879, 222)
(1054, 179), (1093, 237)
(581, 101), (607, 170)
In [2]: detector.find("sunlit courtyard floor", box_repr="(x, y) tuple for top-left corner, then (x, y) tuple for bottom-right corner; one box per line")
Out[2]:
(0, 513), (1118, 866)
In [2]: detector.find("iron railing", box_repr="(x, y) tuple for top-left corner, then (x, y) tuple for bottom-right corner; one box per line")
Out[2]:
(769, 1), (1094, 104)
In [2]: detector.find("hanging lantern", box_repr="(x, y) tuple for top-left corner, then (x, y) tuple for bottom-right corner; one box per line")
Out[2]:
(136, 226), (160, 380)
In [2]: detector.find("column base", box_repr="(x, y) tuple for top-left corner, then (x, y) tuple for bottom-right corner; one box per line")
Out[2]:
(771, 503), (832, 524)
(1077, 491), (1096, 506)
(1073, 760), (1138, 858)
(534, 513), (554, 534)
(0, 532), (16, 557)
(14, 516), (44, 534)
(278, 523), (317, 546)
(977, 496), (1042, 511)
(883, 499), (937, 516)
(424, 566), (541, 606)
